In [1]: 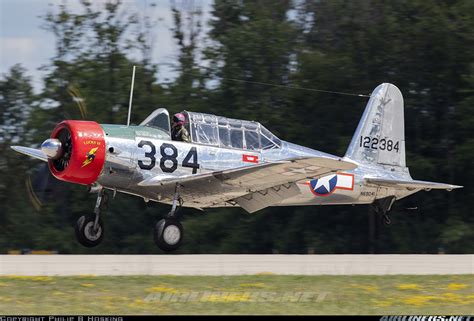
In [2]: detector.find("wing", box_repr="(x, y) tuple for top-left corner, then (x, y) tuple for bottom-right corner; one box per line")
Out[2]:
(11, 146), (48, 162)
(139, 156), (357, 211)
(365, 177), (462, 191)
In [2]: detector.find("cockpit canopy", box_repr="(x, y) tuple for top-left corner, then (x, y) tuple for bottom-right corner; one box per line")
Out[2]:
(185, 111), (281, 150)
(140, 108), (281, 151)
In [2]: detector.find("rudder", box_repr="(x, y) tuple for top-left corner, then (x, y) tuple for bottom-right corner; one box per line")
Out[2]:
(345, 83), (406, 169)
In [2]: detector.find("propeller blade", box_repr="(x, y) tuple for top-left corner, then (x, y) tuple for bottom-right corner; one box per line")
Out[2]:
(11, 146), (48, 162)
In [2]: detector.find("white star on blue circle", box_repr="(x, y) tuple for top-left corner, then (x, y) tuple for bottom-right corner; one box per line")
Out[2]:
(310, 175), (338, 195)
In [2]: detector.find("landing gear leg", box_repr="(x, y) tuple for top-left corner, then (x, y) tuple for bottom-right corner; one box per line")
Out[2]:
(372, 196), (396, 226)
(75, 189), (106, 247)
(382, 214), (391, 225)
(153, 184), (184, 252)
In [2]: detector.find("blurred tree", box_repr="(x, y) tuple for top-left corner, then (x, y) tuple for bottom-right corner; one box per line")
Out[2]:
(164, 1), (208, 113)
(0, 65), (35, 144)
(0, 65), (39, 250)
(204, 0), (296, 134)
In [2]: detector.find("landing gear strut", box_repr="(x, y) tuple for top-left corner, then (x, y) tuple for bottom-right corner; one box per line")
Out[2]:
(371, 196), (396, 225)
(153, 184), (184, 252)
(75, 189), (107, 247)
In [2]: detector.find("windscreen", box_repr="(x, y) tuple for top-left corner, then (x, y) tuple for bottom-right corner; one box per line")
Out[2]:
(140, 108), (171, 134)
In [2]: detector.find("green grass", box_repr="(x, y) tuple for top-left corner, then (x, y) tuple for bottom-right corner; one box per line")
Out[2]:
(0, 274), (472, 315)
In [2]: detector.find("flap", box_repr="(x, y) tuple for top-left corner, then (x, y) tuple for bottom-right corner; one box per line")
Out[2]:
(365, 177), (462, 191)
(234, 182), (301, 213)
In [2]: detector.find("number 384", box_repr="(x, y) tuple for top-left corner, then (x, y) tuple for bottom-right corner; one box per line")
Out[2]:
(359, 136), (399, 152)
(137, 141), (200, 174)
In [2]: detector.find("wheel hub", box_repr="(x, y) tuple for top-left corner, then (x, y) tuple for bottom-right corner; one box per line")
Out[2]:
(162, 225), (181, 245)
(84, 221), (102, 241)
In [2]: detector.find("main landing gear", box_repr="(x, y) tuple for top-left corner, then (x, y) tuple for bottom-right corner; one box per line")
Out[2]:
(74, 184), (185, 251)
(75, 189), (107, 247)
(153, 184), (184, 252)
(371, 196), (396, 225)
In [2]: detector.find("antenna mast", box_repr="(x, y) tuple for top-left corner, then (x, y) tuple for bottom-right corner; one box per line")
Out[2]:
(127, 65), (136, 126)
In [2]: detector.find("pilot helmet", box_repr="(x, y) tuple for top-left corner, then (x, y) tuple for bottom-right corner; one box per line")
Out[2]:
(173, 113), (186, 126)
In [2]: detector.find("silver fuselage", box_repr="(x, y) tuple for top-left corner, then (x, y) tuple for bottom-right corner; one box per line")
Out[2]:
(97, 124), (416, 209)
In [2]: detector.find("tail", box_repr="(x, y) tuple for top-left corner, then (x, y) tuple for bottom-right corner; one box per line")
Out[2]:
(345, 83), (462, 191)
(345, 83), (406, 171)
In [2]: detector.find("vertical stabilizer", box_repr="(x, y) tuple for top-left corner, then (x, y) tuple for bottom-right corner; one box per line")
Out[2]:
(345, 83), (406, 169)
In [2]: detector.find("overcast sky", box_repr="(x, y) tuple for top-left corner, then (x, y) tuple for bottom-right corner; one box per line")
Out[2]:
(0, 0), (212, 92)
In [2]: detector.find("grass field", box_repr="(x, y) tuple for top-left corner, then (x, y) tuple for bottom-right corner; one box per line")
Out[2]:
(0, 274), (472, 315)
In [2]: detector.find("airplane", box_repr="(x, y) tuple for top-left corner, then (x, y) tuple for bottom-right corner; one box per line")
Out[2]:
(11, 83), (462, 251)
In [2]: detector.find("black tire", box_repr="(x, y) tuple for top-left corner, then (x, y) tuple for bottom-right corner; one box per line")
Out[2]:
(75, 214), (104, 247)
(153, 218), (183, 252)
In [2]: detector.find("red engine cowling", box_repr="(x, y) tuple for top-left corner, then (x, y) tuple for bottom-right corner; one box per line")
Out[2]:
(48, 120), (106, 185)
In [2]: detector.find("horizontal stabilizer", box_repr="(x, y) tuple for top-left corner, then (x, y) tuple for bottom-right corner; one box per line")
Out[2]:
(11, 146), (48, 162)
(366, 177), (462, 191)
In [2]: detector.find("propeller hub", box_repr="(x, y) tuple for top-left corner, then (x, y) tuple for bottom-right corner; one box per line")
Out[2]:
(41, 138), (63, 160)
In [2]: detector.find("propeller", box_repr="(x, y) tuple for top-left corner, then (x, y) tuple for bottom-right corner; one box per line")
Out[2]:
(27, 85), (87, 210)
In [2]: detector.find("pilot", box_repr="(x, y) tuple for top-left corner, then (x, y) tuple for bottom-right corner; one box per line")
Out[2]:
(171, 113), (190, 142)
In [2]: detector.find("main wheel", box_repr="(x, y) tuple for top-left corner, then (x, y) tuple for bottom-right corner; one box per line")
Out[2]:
(75, 214), (104, 247)
(153, 218), (183, 252)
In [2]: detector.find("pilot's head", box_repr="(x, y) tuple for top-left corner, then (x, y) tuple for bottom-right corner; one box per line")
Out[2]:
(172, 113), (186, 127)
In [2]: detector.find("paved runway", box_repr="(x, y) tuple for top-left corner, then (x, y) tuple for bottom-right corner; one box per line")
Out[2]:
(0, 255), (472, 276)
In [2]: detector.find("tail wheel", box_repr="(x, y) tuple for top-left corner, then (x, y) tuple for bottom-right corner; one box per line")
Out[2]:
(75, 214), (104, 247)
(153, 218), (183, 252)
